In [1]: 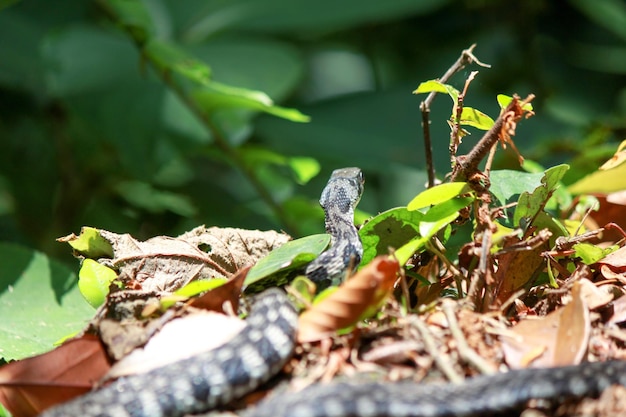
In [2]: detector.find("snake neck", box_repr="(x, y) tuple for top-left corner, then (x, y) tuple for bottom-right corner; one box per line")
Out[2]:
(305, 167), (364, 288)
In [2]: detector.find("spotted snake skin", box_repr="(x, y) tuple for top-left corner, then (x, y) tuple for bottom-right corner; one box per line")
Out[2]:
(305, 167), (364, 288)
(40, 167), (626, 416)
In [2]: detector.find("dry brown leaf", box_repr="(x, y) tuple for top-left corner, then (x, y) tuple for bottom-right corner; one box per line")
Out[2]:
(598, 245), (626, 269)
(608, 295), (626, 325)
(501, 281), (590, 369)
(189, 266), (248, 312)
(493, 240), (548, 305)
(0, 335), (110, 417)
(297, 256), (399, 343)
(92, 227), (289, 293)
(577, 278), (614, 310)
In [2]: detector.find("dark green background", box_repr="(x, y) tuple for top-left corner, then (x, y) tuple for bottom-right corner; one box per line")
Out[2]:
(1, 0), (624, 263)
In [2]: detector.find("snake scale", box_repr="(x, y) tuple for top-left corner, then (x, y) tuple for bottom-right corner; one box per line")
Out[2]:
(41, 167), (626, 417)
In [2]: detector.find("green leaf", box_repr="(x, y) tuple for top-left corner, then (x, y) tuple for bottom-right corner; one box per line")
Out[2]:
(407, 182), (471, 211)
(144, 40), (212, 84)
(99, 0), (154, 44)
(459, 107), (494, 130)
(183, 0), (449, 37)
(245, 234), (330, 288)
(419, 196), (474, 238)
(189, 37), (303, 102)
(413, 80), (459, 105)
(114, 181), (197, 217)
(64, 227), (114, 258)
(514, 164), (569, 227)
(359, 207), (424, 266)
(490, 170), (545, 206)
(42, 25), (139, 96)
(0, 243), (94, 361)
(78, 259), (118, 308)
(573, 242), (616, 265)
(569, 0), (626, 41)
(569, 162), (626, 194)
(239, 147), (319, 185)
(288, 157), (320, 185)
(174, 278), (228, 298)
(497, 94), (534, 111)
(192, 82), (310, 122)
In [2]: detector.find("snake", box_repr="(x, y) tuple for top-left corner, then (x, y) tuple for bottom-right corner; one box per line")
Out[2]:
(40, 167), (626, 417)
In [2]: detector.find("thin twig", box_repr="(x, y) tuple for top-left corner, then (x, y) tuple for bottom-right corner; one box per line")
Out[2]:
(410, 314), (464, 384)
(420, 44), (490, 187)
(450, 70), (479, 162)
(442, 299), (497, 375)
(451, 94), (535, 182)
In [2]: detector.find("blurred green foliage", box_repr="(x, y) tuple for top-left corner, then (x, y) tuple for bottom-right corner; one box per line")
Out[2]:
(0, 0), (625, 265)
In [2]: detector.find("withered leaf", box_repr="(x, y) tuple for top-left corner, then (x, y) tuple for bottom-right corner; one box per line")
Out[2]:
(0, 335), (110, 417)
(501, 281), (590, 369)
(297, 257), (399, 343)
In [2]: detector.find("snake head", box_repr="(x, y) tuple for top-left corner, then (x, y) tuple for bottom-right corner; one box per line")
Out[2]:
(319, 167), (364, 213)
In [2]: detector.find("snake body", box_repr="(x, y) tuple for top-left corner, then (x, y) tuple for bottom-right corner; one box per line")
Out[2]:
(40, 167), (626, 416)
(40, 289), (298, 417)
(305, 167), (364, 287)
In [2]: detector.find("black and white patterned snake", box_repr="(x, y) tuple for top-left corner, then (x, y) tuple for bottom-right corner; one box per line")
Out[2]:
(41, 167), (626, 417)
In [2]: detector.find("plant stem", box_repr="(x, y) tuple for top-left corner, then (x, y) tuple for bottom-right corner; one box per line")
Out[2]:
(419, 44), (490, 187)
(102, 4), (299, 235)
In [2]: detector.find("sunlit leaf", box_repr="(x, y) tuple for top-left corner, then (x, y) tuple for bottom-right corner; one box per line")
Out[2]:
(288, 157), (320, 185)
(174, 278), (228, 298)
(497, 94), (534, 111)
(78, 259), (118, 308)
(359, 207), (423, 266)
(57, 227), (114, 259)
(0, 243), (94, 361)
(599, 139), (626, 170)
(245, 234), (330, 288)
(419, 196), (474, 238)
(192, 82), (310, 122)
(407, 182), (471, 211)
(573, 242), (616, 265)
(413, 80), (459, 104)
(459, 107), (494, 130)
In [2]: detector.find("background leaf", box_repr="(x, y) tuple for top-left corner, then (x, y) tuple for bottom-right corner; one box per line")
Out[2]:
(0, 243), (94, 361)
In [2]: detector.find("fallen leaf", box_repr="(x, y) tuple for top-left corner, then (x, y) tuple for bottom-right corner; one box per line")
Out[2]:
(494, 239), (549, 305)
(297, 257), (399, 343)
(0, 335), (110, 417)
(598, 245), (626, 269)
(501, 281), (590, 369)
(608, 295), (626, 325)
(577, 278), (614, 310)
(188, 266), (248, 312)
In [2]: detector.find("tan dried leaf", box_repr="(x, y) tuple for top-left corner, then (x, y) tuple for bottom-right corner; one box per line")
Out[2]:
(297, 257), (399, 343)
(97, 227), (289, 293)
(501, 282), (590, 369)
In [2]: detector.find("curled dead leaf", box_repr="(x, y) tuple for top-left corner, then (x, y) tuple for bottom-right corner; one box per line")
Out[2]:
(501, 281), (590, 369)
(0, 335), (110, 417)
(297, 256), (399, 343)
